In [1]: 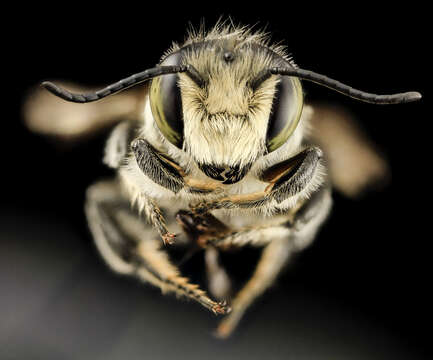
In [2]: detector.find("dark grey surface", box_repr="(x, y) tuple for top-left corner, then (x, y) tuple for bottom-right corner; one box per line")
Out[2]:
(0, 209), (427, 360)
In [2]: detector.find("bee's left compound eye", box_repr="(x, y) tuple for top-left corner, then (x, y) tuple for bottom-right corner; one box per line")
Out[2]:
(150, 52), (184, 148)
(266, 77), (304, 152)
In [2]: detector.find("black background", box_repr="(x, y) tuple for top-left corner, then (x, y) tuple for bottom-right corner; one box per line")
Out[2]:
(1, 3), (431, 359)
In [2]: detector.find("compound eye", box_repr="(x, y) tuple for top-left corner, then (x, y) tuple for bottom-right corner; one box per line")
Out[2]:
(266, 77), (303, 152)
(149, 52), (184, 148)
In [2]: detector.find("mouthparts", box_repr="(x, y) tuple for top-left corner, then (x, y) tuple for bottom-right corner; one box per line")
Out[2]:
(198, 163), (252, 184)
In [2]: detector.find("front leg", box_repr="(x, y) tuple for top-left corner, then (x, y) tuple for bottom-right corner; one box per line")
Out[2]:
(131, 138), (185, 194)
(103, 123), (175, 245)
(134, 194), (176, 245)
(263, 146), (323, 204)
(191, 147), (323, 214)
(131, 138), (224, 195)
(127, 137), (224, 244)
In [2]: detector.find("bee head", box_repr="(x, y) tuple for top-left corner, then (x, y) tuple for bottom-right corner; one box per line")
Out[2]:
(149, 26), (304, 184)
(42, 22), (421, 186)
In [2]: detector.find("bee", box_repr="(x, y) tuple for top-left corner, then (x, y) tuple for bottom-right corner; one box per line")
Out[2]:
(24, 22), (421, 338)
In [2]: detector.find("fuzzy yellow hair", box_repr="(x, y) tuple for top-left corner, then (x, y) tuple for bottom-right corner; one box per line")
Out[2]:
(164, 19), (296, 67)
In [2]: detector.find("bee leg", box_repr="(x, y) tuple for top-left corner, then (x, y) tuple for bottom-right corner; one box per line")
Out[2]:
(191, 147), (323, 214)
(205, 247), (232, 300)
(214, 186), (332, 338)
(215, 238), (293, 338)
(85, 179), (139, 274)
(131, 138), (224, 196)
(207, 226), (291, 249)
(289, 185), (333, 250)
(131, 138), (185, 194)
(135, 239), (230, 315)
(104, 124), (176, 245)
(265, 147), (324, 204)
(85, 180), (230, 315)
(175, 210), (232, 299)
(206, 185), (332, 250)
(133, 193), (176, 245)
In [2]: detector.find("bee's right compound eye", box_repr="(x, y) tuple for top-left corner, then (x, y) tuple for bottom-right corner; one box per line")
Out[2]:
(150, 52), (184, 148)
(266, 77), (304, 153)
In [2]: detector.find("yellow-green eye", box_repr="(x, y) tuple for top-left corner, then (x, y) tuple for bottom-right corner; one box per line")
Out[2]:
(149, 52), (184, 148)
(266, 77), (303, 152)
